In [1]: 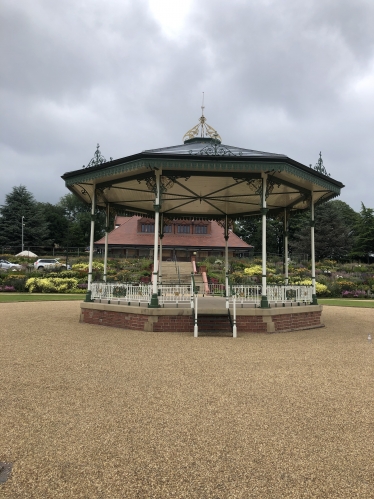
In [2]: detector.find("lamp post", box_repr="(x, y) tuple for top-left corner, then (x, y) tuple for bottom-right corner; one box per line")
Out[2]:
(21, 216), (25, 252)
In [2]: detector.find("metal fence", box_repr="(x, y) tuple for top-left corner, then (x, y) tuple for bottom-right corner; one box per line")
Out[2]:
(90, 282), (313, 307)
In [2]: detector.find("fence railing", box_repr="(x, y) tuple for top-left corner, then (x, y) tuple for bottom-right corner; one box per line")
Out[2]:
(91, 282), (152, 305)
(159, 284), (192, 307)
(90, 282), (313, 307)
(266, 285), (313, 304)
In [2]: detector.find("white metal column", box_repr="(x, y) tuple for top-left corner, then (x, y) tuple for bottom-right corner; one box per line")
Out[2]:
(284, 208), (289, 285)
(149, 170), (161, 307)
(103, 203), (110, 282)
(310, 192), (317, 304)
(85, 189), (96, 302)
(224, 215), (229, 308)
(260, 174), (269, 308)
(159, 214), (163, 285)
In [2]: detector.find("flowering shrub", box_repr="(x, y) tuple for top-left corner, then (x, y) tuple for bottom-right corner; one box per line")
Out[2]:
(25, 277), (79, 293)
(72, 262), (104, 272)
(342, 290), (367, 298)
(289, 278), (329, 296)
(334, 280), (356, 291)
(0, 285), (16, 292)
(244, 265), (276, 276)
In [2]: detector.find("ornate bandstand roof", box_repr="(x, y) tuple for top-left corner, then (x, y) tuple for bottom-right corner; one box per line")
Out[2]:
(62, 113), (344, 220)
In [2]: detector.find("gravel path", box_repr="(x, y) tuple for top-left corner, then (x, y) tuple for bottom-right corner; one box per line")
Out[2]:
(1, 302), (373, 498)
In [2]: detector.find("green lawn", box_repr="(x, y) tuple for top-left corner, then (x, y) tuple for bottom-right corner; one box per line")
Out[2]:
(0, 293), (84, 303)
(319, 298), (374, 308)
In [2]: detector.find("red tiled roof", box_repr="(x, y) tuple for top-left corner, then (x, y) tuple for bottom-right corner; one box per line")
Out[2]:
(96, 216), (252, 249)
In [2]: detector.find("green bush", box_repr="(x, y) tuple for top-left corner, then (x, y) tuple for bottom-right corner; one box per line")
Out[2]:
(25, 277), (79, 293)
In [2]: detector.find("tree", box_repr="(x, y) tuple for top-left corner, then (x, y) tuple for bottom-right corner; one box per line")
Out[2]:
(57, 194), (106, 247)
(0, 185), (50, 249)
(289, 200), (357, 261)
(352, 203), (374, 259)
(38, 202), (69, 247)
(234, 215), (284, 256)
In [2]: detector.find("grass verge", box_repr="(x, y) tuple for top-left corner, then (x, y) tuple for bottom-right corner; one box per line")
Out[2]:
(0, 293), (84, 303)
(319, 298), (374, 308)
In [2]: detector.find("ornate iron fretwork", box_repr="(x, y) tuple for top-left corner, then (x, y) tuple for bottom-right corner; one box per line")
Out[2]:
(75, 184), (92, 202)
(311, 152), (330, 177)
(216, 218), (234, 230)
(266, 175), (282, 198)
(140, 173), (190, 195)
(233, 177), (262, 193)
(193, 135), (239, 157)
(83, 144), (107, 169)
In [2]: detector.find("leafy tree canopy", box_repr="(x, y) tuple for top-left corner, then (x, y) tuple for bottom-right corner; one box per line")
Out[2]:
(0, 185), (51, 248)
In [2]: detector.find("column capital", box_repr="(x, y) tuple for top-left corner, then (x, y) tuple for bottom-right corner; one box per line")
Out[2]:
(260, 208), (269, 215)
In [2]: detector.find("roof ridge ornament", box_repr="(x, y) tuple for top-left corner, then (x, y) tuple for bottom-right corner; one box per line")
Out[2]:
(311, 151), (330, 177)
(183, 94), (222, 143)
(83, 144), (112, 169)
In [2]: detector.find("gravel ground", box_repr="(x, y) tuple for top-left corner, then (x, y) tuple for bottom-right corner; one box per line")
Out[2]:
(1, 302), (373, 499)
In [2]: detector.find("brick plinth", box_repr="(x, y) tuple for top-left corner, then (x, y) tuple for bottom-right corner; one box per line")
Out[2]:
(80, 303), (323, 334)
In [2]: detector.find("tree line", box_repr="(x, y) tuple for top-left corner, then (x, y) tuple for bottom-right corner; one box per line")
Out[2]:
(0, 186), (107, 251)
(235, 200), (374, 261)
(0, 185), (373, 260)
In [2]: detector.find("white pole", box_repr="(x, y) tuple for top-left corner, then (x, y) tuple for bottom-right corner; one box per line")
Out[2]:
(194, 293), (198, 337)
(150, 170), (161, 307)
(103, 204), (109, 282)
(159, 214), (163, 285)
(86, 189), (96, 301)
(232, 294), (237, 338)
(284, 208), (289, 285)
(261, 174), (269, 308)
(225, 215), (229, 308)
(311, 192), (317, 304)
(21, 216), (24, 252)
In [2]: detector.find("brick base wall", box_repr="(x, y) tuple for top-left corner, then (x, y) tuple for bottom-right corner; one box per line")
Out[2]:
(80, 306), (323, 334)
(272, 311), (322, 332)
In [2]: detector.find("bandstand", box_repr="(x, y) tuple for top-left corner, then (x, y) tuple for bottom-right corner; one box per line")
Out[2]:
(62, 112), (344, 336)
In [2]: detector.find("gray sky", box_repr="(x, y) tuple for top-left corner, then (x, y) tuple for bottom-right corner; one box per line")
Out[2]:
(1, 0), (373, 212)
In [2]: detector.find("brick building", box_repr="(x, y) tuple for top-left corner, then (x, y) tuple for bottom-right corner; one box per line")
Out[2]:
(95, 215), (252, 261)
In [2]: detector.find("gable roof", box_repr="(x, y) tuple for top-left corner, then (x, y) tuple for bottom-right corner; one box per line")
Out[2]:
(95, 216), (252, 249)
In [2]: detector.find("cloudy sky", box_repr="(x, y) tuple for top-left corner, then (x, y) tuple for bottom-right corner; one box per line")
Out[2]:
(1, 0), (373, 212)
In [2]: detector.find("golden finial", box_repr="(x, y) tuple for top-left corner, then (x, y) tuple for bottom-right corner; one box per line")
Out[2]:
(183, 93), (222, 143)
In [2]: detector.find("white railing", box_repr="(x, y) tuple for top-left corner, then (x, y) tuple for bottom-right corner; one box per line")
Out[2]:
(203, 283), (226, 296)
(158, 284), (192, 307)
(91, 282), (152, 305)
(266, 285), (313, 303)
(90, 282), (313, 307)
(231, 285), (261, 305)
